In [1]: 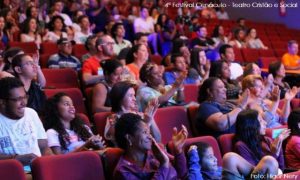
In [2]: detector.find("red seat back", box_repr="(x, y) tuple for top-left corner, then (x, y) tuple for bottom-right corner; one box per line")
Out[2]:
(73, 44), (88, 60)
(184, 84), (199, 103)
(187, 105), (200, 136)
(101, 148), (124, 180)
(258, 57), (279, 69)
(0, 160), (26, 180)
(94, 112), (112, 138)
(154, 106), (192, 144)
(218, 133), (235, 155)
(44, 88), (87, 114)
(31, 151), (104, 180)
(241, 48), (260, 63)
(42, 68), (79, 88)
(40, 42), (58, 54)
(9, 42), (38, 54)
(77, 113), (91, 126)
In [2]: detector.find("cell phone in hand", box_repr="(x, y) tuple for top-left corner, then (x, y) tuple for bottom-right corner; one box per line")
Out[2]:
(272, 128), (285, 139)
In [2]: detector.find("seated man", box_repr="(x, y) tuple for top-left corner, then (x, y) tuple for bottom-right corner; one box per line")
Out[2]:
(282, 40), (300, 70)
(164, 53), (199, 85)
(47, 38), (81, 71)
(0, 77), (52, 166)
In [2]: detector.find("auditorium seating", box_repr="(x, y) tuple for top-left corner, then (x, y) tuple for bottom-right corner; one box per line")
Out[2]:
(94, 112), (112, 138)
(0, 160), (26, 180)
(42, 68), (79, 89)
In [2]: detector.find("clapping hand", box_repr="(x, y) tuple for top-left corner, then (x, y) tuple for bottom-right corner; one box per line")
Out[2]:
(144, 98), (159, 124)
(285, 86), (298, 101)
(271, 129), (291, 156)
(86, 135), (106, 150)
(238, 89), (250, 109)
(172, 125), (188, 154)
(270, 86), (280, 102)
(151, 136), (169, 168)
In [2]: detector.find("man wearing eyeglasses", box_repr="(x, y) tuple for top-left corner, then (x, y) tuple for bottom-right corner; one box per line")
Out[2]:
(47, 38), (81, 71)
(0, 77), (52, 167)
(82, 34), (115, 86)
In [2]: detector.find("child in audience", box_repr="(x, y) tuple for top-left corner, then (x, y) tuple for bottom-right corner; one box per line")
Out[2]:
(188, 142), (279, 180)
(44, 92), (106, 154)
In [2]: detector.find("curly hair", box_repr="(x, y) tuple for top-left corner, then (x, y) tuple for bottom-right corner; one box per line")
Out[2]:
(48, 15), (66, 32)
(43, 92), (92, 151)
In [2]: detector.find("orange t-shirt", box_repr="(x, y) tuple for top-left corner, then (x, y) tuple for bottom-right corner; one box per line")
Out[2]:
(126, 63), (140, 80)
(82, 56), (101, 75)
(282, 53), (300, 67)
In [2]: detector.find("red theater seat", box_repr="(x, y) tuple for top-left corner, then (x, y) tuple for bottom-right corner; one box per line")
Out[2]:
(0, 160), (26, 180)
(187, 105), (200, 136)
(241, 48), (260, 63)
(94, 112), (112, 138)
(184, 84), (199, 103)
(218, 133), (235, 155)
(31, 151), (104, 180)
(9, 42), (38, 54)
(42, 68), (79, 89)
(101, 148), (124, 180)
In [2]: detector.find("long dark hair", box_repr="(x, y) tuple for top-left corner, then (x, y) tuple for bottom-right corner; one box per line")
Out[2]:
(234, 109), (263, 160)
(190, 48), (202, 74)
(110, 81), (135, 113)
(288, 108), (300, 136)
(44, 92), (92, 151)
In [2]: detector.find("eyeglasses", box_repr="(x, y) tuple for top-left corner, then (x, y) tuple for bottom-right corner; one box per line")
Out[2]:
(6, 95), (29, 102)
(101, 42), (115, 46)
(20, 61), (35, 67)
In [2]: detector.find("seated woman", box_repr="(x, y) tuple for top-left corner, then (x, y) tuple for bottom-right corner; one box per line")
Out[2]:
(229, 28), (247, 49)
(188, 142), (279, 180)
(92, 59), (123, 113)
(234, 109), (289, 170)
(209, 60), (241, 100)
(285, 108), (300, 169)
(190, 48), (210, 84)
(126, 44), (149, 84)
(113, 113), (188, 179)
(20, 17), (42, 47)
(44, 93), (106, 154)
(43, 15), (68, 43)
(243, 63), (261, 77)
(245, 28), (268, 49)
(269, 61), (290, 99)
(163, 53), (200, 85)
(242, 75), (297, 127)
(104, 81), (161, 145)
(211, 25), (230, 46)
(196, 77), (249, 138)
(137, 62), (186, 112)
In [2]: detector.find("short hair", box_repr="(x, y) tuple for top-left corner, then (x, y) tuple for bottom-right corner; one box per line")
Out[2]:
(288, 108), (300, 136)
(243, 63), (258, 77)
(3, 47), (24, 64)
(134, 32), (147, 41)
(0, 77), (24, 99)
(100, 59), (122, 76)
(115, 113), (143, 150)
(77, 15), (88, 24)
(95, 35), (110, 50)
(198, 77), (219, 103)
(219, 44), (232, 55)
(84, 34), (97, 51)
(194, 25), (205, 32)
(126, 44), (143, 64)
(110, 81), (135, 113)
(11, 54), (29, 76)
(288, 40), (298, 47)
(268, 61), (282, 78)
(171, 53), (184, 64)
(194, 142), (212, 160)
(242, 75), (263, 91)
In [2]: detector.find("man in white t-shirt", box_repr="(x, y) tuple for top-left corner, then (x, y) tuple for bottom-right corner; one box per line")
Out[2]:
(219, 44), (244, 80)
(0, 77), (52, 166)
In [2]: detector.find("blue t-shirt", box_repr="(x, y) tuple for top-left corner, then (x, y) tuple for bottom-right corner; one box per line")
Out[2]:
(163, 71), (197, 85)
(196, 101), (236, 138)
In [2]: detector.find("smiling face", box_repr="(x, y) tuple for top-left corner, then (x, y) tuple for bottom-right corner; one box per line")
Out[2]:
(134, 44), (149, 63)
(199, 51), (207, 65)
(288, 42), (299, 55)
(54, 18), (63, 31)
(57, 96), (76, 122)
(249, 79), (264, 98)
(276, 64), (286, 78)
(29, 18), (37, 33)
(121, 87), (137, 112)
(130, 121), (152, 151)
(201, 147), (218, 172)
(1, 87), (27, 119)
(209, 79), (227, 103)
(221, 62), (231, 79)
(174, 56), (187, 72)
(108, 66), (123, 85)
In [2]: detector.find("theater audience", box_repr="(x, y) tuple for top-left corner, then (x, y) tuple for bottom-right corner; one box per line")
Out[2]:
(209, 60), (241, 100)
(20, 17), (42, 46)
(111, 22), (132, 56)
(82, 34), (98, 61)
(137, 62), (186, 111)
(196, 77), (249, 138)
(219, 44), (243, 80)
(282, 40), (300, 70)
(229, 28), (247, 49)
(269, 61), (290, 99)
(164, 53), (199, 85)
(188, 142), (279, 180)
(43, 15), (68, 43)
(44, 92), (105, 154)
(104, 81), (161, 144)
(245, 28), (268, 49)
(47, 38), (81, 71)
(113, 113), (188, 179)
(0, 77), (52, 166)
(190, 48), (210, 83)
(92, 59), (123, 113)
(73, 15), (93, 44)
(12, 54), (46, 114)
(82, 35), (114, 86)
(234, 109), (289, 170)
(285, 108), (300, 169)
(242, 75), (297, 127)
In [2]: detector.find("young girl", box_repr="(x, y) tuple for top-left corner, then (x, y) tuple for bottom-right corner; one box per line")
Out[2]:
(188, 142), (279, 180)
